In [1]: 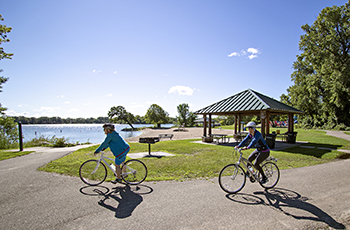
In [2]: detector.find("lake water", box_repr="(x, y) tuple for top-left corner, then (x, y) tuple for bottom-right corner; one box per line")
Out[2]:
(22, 124), (173, 144)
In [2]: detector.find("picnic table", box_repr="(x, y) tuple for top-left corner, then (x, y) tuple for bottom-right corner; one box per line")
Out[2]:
(210, 134), (230, 144)
(233, 132), (248, 143)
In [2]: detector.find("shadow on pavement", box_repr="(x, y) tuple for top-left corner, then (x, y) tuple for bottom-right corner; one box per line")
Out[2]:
(226, 188), (345, 229)
(80, 184), (153, 219)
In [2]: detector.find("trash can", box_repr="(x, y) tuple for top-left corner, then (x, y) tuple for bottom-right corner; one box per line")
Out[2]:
(265, 133), (276, 149)
(287, 132), (298, 143)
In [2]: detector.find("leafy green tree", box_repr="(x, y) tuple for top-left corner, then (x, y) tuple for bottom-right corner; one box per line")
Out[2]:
(145, 104), (169, 128)
(282, 2), (350, 128)
(0, 14), (17, 149)
(177, 103), (189, 126)
(0, 14), (13, 92)
(0, 115), (17, 149)
(108, 106), (136, 129)
(176, 103), (196, 127)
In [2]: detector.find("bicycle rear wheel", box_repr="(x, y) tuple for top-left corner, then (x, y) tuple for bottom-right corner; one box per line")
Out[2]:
(121, 159), (147, 185)
(79, 160), (107, 186)
(218, 164), (246, 194)
(258, 162), (280, 189)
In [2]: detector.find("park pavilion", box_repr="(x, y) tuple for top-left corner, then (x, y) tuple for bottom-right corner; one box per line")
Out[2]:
(194, 89), (304, 143)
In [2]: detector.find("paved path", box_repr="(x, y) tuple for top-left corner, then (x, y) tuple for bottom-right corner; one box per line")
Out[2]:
(1, 141), (350, 229)
(324, 130), (350, 141)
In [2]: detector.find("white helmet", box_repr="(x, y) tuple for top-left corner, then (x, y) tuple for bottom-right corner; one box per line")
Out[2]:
(246, 121), (256, 129)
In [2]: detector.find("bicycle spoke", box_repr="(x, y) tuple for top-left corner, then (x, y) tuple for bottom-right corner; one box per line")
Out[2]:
(79, 160), (107, 186)
(121, 159), (147, 185)
(219, 164), (246, 194)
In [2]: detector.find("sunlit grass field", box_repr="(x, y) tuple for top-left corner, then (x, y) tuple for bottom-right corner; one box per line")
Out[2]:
(37, 128), (350, 182)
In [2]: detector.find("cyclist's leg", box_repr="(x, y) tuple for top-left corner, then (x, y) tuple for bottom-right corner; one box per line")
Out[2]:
(248, 149), (259, 162)
(247, 149), (259, 171)
(114, 148), (129, 180)
(254, 150), (270, 179)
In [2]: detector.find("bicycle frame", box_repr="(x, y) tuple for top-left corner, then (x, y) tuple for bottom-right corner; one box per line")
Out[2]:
(93, 152), (135, 178)
(234, 149), (258, 179)
(234, 148), (277, 180)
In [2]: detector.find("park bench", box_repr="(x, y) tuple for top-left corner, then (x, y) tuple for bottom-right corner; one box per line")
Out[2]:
(158, 134), (173, 140)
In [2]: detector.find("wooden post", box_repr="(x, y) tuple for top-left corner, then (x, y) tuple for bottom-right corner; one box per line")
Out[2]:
(288, 113), (294, 133)
(234, 115), (238, 134)
(208, 114), (212, 136)
(260, 111), (266, 138)
(261, 118), (265, 138)
(266, 111), (270, 135)
(238, 114), (241, 133)
(18, 122), (23, 151)
(203, 114), (207, 137)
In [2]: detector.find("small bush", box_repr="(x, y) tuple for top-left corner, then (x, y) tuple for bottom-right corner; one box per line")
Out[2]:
(334, 123), (347, 131)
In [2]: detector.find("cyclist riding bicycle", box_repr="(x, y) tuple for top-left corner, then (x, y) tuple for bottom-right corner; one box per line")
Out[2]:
(235, 121), (270, 184)
(94, 123), (130, 183)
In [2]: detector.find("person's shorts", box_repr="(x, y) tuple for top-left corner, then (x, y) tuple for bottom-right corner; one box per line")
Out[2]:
(114, 146), (130, 165)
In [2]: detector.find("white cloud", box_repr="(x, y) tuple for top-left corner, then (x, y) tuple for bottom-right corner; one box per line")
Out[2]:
(106, 94), (113, 97)
(64, 101), (70, 104)
(248, 54), (258, 59)
(6, 109), (29, 116)
(228, 47), (259, 60)
(228, 52), (240, 57)
(34, 107), (60, 113)
(247, 48), (258, 54)
(168, 85), (194, 96)
(114, 71), (117, 74)
(92, 69), (101, 73)
(130, 102), (145, 109)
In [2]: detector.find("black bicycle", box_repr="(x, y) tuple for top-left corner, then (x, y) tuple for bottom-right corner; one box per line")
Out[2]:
(219, 148), (280, 194)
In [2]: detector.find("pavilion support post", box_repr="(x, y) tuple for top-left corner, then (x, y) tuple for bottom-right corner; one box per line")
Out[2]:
(266, 111), (270, 135)
(208, 114), (212, 136)
(234, 115), (238, 134)
(203, 114), (207, 137)
(238, 114), (242, 133)
(261, 118), (265, 138)
(288, 113), (294, 133)
(260, 111), (266, 138)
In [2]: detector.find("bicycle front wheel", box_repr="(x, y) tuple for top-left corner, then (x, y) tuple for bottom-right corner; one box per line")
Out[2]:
(79, 160), (107, 186)
(121, 159), (147, 185)
(258, 162), (280, 189)
(218, 164), (246, 194)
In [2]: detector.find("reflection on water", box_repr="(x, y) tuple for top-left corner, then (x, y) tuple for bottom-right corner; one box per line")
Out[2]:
(22, 124), (173, 144)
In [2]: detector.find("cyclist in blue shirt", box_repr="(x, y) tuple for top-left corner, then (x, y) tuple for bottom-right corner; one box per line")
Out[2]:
(235, 121), (270, 183)
(95, 123), (130, 183)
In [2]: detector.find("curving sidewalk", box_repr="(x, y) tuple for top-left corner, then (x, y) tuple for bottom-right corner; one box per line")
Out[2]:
(325, 130), (350, 154)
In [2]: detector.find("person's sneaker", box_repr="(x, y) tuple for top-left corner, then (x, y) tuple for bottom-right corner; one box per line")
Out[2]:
(111, 178), (122, 184)
(260, 177), (268, 184)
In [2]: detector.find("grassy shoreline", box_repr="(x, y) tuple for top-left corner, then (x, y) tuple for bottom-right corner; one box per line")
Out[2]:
(36, 128), (350, 182)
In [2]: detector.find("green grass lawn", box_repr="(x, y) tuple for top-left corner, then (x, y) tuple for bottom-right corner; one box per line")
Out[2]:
(0, 150), (34, 161)
(37, 128), (350, 182)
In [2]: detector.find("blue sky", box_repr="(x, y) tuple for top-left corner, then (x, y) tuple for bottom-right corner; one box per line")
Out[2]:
(0, 0), (347, 118)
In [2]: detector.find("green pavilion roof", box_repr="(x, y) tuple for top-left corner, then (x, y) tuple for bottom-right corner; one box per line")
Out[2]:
(195, 89), (303, 115)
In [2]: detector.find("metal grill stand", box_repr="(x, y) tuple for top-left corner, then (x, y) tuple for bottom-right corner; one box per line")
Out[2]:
(139, 137), (160, 155)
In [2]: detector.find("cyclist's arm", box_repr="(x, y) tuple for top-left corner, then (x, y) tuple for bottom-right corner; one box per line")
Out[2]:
(95, 135), (113, 153)
(236, 135), (250, 148)
(246, 132), (262, 149)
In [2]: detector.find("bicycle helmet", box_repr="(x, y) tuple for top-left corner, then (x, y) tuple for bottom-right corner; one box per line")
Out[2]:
(103, 123), (115, 130)
(246, 121), (256, 129)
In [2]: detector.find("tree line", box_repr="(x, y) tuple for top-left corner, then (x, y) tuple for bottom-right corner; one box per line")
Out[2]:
(11, 114), (178, 125)
(281, 2), (350, 129)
